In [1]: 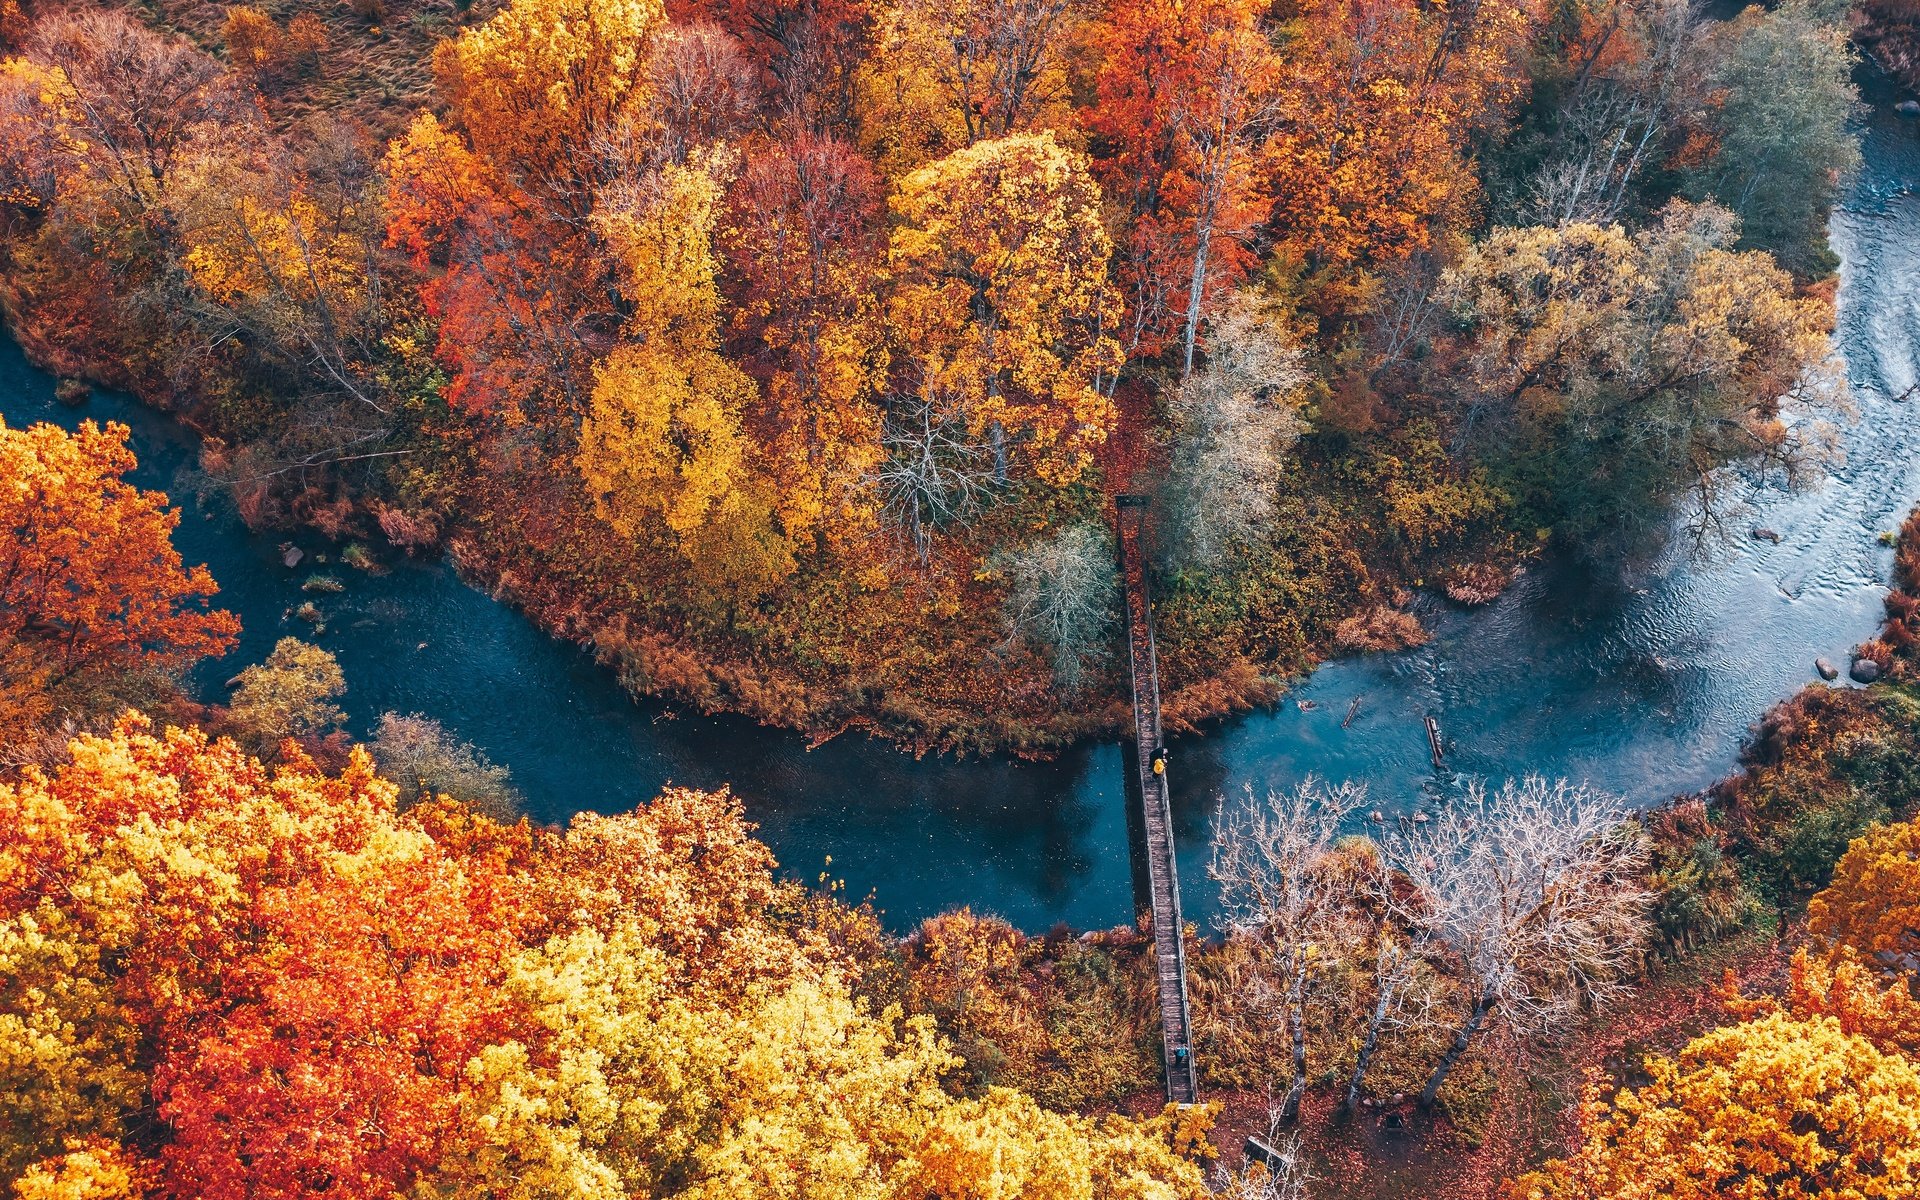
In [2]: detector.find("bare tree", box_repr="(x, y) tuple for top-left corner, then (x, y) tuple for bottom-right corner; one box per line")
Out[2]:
(998, 522), (1118, 689)
(1393, 777), (1652, 1110)
(874, 391), (1001, 557)
(1529, 0), (1703, 227)
(1210, 777), (1368, 1123)
(168, 117), (396, 420)
(648, 23), (760, 163)
(1162, 297), (1306, 568)
(26, 8), (240, 217)
(1214, 1098), (1315, 1200)
(1338, 843), (1441, 1115)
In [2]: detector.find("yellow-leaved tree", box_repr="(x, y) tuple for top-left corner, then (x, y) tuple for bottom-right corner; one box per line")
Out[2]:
(1507, 1008), (1920, 1200)
(1809, 814), (1920, 974)
(904, 1087), (1214, 1200)
(856, 0), (1083, 175)
(0, 417), (237, 729)
(577, 151), (795, 592)
(431, 0), (665, 218)
(886, 132), (1122, 490)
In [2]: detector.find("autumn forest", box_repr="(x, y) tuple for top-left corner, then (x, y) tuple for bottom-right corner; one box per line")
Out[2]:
(3, 0), (1920, 1191)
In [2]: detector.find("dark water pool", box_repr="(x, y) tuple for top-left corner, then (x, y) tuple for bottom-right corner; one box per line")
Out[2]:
(5, 75), (1916, 934)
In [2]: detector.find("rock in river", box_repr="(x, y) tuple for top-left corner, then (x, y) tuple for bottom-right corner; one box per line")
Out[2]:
(1851, 657), (1883, 684)
(1815, 658), (1839, 681)
(1898, 99), (1920, 118)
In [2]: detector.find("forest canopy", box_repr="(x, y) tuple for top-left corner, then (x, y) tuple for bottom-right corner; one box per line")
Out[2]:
(0, 0), (1863, 751)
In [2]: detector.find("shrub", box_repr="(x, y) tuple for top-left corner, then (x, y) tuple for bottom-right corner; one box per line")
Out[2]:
(224, 638), (346, 754)
(221, 6), (283, 73)
(999, 522), (1119, 691)
(368, 712), (522, 821)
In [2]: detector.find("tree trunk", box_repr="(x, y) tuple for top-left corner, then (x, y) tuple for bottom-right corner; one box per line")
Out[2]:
(989, 420), (1007, 483)
(1181, 211), (1215, 379)
(1281, 999), (1308, 1123)
(1419, 991), (1492, 1109)
(1341, 984), (1394, 1115)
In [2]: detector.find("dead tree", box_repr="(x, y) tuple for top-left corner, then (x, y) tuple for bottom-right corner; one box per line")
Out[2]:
(1393, 776), (1652, 1110)
(1210, 777), (1367, 1123)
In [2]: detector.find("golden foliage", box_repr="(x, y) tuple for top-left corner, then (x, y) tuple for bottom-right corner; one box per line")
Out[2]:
(857, 0), (1082, 174)
(578, 152), (796, 591)
(887, 132), (1122, 487)
(1809, 814), (1920, 974)
(1509, 1010), (1920, 1200)
(0, 717), (1212, 1199)
(433, 0), (665, 210)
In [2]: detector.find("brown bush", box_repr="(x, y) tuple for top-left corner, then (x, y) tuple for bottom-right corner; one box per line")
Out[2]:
(375, 503), (439, 550)
(1864, 0), (1920, 23)
(1878, 509), (1920, 681)
(283, 12), (327, 73)
(221, 5), (282, 72)
(1333, 605), (1429, 652)
(1439, 561), (1516, 606)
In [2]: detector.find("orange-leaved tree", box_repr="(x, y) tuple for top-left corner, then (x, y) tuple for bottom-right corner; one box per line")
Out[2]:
(0, 418), (237, 727)
(0, 719), (408, 1183)
(1086, 0), (1280, 371)
(388, 0), (671, 421)
(1266, 0), (1540, 299)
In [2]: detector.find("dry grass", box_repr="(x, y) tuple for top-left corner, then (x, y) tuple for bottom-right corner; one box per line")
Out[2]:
(124, 0), (503, 136)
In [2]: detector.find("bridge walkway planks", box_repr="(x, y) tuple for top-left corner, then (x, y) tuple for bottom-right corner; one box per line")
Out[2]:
(1115, 495), (1198, 1106)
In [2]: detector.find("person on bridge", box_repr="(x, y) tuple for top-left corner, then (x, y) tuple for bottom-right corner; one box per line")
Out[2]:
(1151, 746), (1169, 776)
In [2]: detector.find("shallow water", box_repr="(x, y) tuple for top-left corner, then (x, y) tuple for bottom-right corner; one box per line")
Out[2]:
(4, 75), (1916, 934)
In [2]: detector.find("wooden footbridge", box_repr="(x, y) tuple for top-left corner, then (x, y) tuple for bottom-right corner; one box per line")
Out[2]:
(1115, 496), (1199, 1105)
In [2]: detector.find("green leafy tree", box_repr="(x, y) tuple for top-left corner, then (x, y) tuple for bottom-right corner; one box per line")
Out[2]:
(1683, 0), (1860, 276)
(1443, 201), (1838, 560)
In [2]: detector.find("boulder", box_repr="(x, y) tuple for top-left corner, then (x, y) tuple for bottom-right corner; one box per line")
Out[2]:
(1815, 657), (1840, 681)
(1751, 527), (1782, 544)
(281, 544), (305, 569)
(1851, 657), (1883, 684)
(1897, 99), (1920, 118)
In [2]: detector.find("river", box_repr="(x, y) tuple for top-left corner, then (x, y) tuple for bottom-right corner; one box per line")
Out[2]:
(4, 73), (1916, 934)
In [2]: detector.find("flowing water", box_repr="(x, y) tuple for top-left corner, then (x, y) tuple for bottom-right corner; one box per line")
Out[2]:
(4, 74), (1916, 934)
